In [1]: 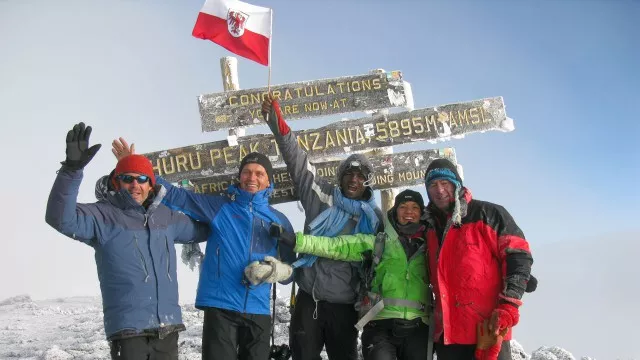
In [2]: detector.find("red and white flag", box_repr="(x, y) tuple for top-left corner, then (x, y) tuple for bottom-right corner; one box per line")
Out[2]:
(192, 0), (271, 66)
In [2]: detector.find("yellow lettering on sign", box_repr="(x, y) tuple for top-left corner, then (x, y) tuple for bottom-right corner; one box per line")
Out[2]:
(372, 78), (382, 90)
(314, 85), (325, 96)
(376, 122), (388, 140)
(336, 129), (349, 146)
(481, 106), (491, 123)
(189, 152), (202, 170)
(400, 119), (412, 136)
(373, 174), (393, 185)
(240, 94), (250, 106)
(270, 139), (281, 156)
(310, 132), (322, 150)
(272, 172), (290, 184)
(304, 101), (328, 112)
(411, 117), (424, 134)
(355, 127), (366, 144)
(239, 144), (249, 160)
(175, 154), (188, 172)
(223, 147), (236, 165)
(469, 108), (480, 124)
(458, 110), (470, 126)
(336, 82), (346, 93)
(325, 131), (336, 148)
(228, 96), (238, 106)
(298, 135), (310, 151)
(284, 89), (293, 100)
(304, 86), (314, 97)
(425, 114), (438, 133)
(152, 159), (162, 176)
(162, 157), (176, 175)
(294, 88), (303, 98)
(351, 81), (361, 92)
(388, 120), (400, 138)
(210, 149), (222, 166)
(362, 79), (372, 91)
(447, 112), (458, 129)
(327, 85), (336, 95)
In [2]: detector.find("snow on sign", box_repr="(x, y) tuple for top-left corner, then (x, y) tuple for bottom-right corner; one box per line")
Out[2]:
(144, 97), (507, 183)
(179, 148), (457, 205)
(198, 70), (412, 132)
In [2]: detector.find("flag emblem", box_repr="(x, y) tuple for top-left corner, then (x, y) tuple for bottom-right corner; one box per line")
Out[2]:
(227, 9), (249, 37)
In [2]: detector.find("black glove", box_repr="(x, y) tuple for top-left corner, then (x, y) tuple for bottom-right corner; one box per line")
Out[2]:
(61, 122), (102, 170)
(269, 223), (296, 248)
(526, 274), (538, 293)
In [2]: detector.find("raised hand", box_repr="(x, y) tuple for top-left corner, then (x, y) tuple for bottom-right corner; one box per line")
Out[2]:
(112, 137), (135, 161)
(61, 122), (101, 170)
(261, 94), (290, 135)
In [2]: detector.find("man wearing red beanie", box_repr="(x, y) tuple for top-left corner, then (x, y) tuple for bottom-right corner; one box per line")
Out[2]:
(110, 139), (296, 360)
(45, 123), (210, 360)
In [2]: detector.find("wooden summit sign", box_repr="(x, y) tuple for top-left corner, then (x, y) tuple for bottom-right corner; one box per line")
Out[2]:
(145, 97), (506, 183)
(198, 70), (411, 132)
(176, 148), (457, 205)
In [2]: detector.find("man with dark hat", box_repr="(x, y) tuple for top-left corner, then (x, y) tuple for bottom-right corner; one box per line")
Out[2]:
(46, 123), (210, 360)
(110, 141), (296, 360)
(422, 158), (534, 360)
(262, 96), (384, 360)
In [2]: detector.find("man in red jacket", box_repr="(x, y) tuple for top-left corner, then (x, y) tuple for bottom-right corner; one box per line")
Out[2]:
(423, 159), (533, 360)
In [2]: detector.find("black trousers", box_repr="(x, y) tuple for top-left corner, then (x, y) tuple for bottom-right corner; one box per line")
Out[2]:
(109, 332), (179, 360)
(360, 319), (429, 360)
(435, 339), (512, 360)
(289, 289), (359, 360)
(201, 307), (271, 360)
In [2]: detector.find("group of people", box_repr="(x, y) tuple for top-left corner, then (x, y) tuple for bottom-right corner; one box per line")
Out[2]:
(45, 96), (535, 360)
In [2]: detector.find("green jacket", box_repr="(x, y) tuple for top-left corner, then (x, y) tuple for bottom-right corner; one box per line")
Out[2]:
(295, 217), (430, 323)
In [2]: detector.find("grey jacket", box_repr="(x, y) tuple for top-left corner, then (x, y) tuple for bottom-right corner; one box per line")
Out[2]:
(274, 131), (383, 304)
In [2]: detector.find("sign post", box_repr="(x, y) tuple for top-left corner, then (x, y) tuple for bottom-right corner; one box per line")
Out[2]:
(198, 70), (413, 132)
(143, 96), (509, 183)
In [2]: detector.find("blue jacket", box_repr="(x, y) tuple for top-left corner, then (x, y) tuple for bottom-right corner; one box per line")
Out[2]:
(156, 177), (295, 315)
(45, 168), (210, 339)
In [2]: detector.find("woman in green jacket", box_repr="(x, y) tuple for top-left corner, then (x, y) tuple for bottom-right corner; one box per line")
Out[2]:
(285, 189), (430, 360)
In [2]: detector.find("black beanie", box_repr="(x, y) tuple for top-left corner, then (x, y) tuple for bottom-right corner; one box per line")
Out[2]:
(394, 189), (425, 212)
(239, 152), (274, 183)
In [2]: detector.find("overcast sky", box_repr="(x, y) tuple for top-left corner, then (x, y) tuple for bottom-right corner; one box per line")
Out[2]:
(1, 1), (638, 359)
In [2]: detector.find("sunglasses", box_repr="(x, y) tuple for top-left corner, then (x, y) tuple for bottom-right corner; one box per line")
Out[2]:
(117, 174), (150, 184)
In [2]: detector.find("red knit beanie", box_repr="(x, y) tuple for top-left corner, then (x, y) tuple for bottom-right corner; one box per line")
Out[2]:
(113, 155), (156, 188)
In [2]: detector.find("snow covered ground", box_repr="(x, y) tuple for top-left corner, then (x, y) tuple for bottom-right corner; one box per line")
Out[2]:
(0, 294), (590, 360)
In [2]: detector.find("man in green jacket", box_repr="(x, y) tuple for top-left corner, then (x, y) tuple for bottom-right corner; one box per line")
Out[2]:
(276, 189), (430, 360)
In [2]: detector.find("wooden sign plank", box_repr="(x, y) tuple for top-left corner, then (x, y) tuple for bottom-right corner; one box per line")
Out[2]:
(174, 149), (457, 205)
(145, 97), (506, 183)
(198, 71), (411, 132)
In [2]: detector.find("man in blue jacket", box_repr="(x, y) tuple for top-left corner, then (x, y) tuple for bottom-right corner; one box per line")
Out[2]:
(45, 123), (210, 360)
(111, 141), (296, 360)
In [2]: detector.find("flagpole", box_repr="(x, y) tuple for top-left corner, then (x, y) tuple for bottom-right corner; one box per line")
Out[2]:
(267, 8), (272, 93)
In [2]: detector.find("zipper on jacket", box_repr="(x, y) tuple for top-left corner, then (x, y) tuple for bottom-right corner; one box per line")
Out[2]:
(143, 214), (148, 226)
(134, 236), (150, 282)
(165, 236), (173, 282)
(243, 207), (256, 314)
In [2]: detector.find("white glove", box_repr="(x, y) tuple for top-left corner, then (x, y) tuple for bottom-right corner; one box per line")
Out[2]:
(243, 256), (293, 286)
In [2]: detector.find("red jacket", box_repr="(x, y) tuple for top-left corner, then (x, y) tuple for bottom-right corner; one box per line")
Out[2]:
(425, 188), (532, 345)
